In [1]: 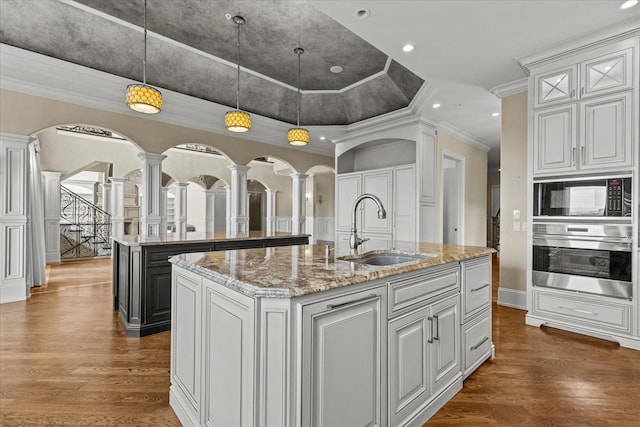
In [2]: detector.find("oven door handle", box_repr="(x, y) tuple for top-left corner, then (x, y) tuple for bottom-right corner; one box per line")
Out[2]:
(533, 236), (632, 252)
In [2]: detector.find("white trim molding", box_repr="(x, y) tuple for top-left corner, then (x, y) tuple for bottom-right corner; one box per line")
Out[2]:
(497, 287), (527, 310)
(490, 78), (528, 99)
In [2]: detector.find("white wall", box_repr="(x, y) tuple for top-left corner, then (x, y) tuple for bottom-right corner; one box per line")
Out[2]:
(186, 183), (206, 232)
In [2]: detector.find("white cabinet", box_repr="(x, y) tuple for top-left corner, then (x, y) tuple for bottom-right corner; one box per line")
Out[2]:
(533, 104), (577, 174)
(336, 165), (416, 250)
(531, 40), (636, 176)
(460, 255), (493, 379)
(393, 165), (416, 244)
(387, 264), (462, 426)
(580, 91), (632, 170)
(301, 286), (386, 427)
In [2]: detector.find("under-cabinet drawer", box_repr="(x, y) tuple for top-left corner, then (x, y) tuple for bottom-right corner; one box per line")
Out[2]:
(461, 256), (492, 319)
(388, 264), (459, 315)
(462, 310), (492, 377)
(532, 290), (631, 333)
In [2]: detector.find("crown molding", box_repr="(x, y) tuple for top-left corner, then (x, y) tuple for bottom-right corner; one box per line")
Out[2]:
(490, 78), (528, 99)
(517, 18), (640, 73)
(0, 44), (335, 157)
(436, 122), (491, 152)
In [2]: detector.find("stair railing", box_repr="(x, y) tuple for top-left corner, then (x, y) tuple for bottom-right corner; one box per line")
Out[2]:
(60, 185), (112, 260)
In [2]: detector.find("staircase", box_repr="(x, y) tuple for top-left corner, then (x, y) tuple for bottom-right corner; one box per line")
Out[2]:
(60, 185), (112, 260)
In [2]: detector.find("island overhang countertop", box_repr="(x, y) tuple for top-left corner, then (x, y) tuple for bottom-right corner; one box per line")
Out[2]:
(112, 230), (310, 247)
(169, 242), (495, 298)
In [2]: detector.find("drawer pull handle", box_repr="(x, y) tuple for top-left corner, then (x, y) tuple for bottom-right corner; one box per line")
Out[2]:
(471, 283), (490, 292)
(433, 315), (440, 341)
(471, 336), (489, 351)
(557, 306), (598, 316)
(428, 316), (434, 344)
(327, 294), (379, 310)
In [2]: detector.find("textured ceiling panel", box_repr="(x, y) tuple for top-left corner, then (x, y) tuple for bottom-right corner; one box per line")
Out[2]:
(0, 0), (425, 125)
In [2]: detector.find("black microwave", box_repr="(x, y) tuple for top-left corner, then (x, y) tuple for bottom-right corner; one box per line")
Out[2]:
(533, 177), (631, 218)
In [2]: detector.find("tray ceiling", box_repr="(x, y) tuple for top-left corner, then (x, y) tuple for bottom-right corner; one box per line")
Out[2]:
(0, 0), (425, 126)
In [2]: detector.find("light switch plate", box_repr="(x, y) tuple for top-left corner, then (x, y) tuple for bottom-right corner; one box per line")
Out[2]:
(513, 221), (521, 231)
(513, 209), (521, 220)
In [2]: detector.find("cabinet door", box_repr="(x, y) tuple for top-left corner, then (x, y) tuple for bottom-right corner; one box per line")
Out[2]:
(144, 266), (172, 324)
(335, 174), (361, 231)
(534, 65), (577, 108)
(362, 169), (392, 234)
(430, 294), (460, 397)
(580, 91), (632, 170)
(533, 104), (577, 175)
(302, 287), (385, 427)
(388, 306), (431, 426)
(393, 165), (416, 244)
(580, 48), (632, 99)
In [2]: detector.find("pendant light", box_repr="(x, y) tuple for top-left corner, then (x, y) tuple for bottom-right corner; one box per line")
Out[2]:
(287, 47), (309, 146)
(225, 16), (251, 133)
(126, 0), (163, 114)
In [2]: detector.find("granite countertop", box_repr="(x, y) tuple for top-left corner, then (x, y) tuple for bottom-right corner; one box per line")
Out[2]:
(169, 241), (495, 298)
(111, 230), (309, 246)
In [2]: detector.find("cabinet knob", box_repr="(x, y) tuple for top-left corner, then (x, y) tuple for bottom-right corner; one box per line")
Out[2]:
(571, 89), (575, 98)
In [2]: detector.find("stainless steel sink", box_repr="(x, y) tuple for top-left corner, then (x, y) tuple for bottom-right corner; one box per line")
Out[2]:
(338, 252), (434, 266)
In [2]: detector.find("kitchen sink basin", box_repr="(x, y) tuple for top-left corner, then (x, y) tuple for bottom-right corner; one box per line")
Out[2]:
(338, 252), (435, 266)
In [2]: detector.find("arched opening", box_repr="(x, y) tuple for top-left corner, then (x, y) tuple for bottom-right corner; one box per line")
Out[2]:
(247, 179), (268, 231)
(305, 165), (336, 243)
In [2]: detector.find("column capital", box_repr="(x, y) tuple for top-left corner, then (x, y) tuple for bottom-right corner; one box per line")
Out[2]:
(109, 177), (126, 184)
(136, 152), (167, 163)
(101, 182), (112, 189)
(290, 173), (309, 180)
(42, 171), (63, 178)
(173, 182), (190, 188)
(265, 188), (278, 195)
(227, 164), (251, 173)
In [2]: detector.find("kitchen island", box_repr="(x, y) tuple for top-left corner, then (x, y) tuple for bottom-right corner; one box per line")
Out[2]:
(112, 231), (309, 337)
(169, 241), (495, 427)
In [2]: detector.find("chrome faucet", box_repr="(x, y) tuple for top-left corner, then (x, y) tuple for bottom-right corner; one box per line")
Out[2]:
(349, 193), (387, 253)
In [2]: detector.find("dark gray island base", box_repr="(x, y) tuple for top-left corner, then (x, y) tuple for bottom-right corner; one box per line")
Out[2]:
(112, 231), (309, 337)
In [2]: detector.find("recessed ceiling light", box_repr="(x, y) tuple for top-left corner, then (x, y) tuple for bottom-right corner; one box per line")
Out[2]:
(355, 8), (370, 19)
(492, 112), (500, 117)
(402, 44), (414, 53)
(330, 65), (343, 74)
(620, 0), (638, 9)
(432, 103), (441, 109)
(320, 136), (326, 140)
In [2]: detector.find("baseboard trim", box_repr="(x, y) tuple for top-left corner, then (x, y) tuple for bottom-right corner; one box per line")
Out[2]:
(497, 287), (527, 310)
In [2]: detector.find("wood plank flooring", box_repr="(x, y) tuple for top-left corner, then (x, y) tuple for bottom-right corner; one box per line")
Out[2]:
(1, 254), (638, 426)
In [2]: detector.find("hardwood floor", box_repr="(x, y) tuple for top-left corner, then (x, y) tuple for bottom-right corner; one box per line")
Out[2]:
(1, 254), (638, 426)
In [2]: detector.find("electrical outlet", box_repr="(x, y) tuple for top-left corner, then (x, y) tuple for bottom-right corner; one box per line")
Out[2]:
(513, 221), (521, 232)
(521, 221), (528, 231)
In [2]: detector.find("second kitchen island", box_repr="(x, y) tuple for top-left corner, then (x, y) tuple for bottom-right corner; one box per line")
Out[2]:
(169, 242), (494, 427)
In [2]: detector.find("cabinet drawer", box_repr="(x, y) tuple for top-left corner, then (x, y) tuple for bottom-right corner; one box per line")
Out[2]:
(532, 290), (631, 333)
(388, 264), (459, 315)
(462, 256), (492, 319)
(462, 311), (491, 377)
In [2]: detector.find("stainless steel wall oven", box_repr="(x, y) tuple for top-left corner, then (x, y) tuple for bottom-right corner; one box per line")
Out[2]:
(532, 223), (632, 300)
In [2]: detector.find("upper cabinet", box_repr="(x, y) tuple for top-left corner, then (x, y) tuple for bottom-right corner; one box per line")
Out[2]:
(530, 38), (637, 176)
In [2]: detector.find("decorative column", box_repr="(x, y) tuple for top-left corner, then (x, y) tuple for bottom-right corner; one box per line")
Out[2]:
(290, 173), (308, 235)
(110, 178), (126, 238)
(265, 188), (277, 235)
(101, 183), (112, 214)
(42, 171), (62, 263)
(0, 133), (29, 303)
(173, 182), (189, 237)
(159, 186), (168, 235)
(225, 185), (232, 237)
(205, 188), (217, 234)
(137, 152), (166, 239)
(227, 165), (250, 237)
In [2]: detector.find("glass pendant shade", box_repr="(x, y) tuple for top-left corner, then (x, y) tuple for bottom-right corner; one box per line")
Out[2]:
(225, 110), (251, 132)
(287, 127), (309, 146)
(126, 84), (163, 114)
